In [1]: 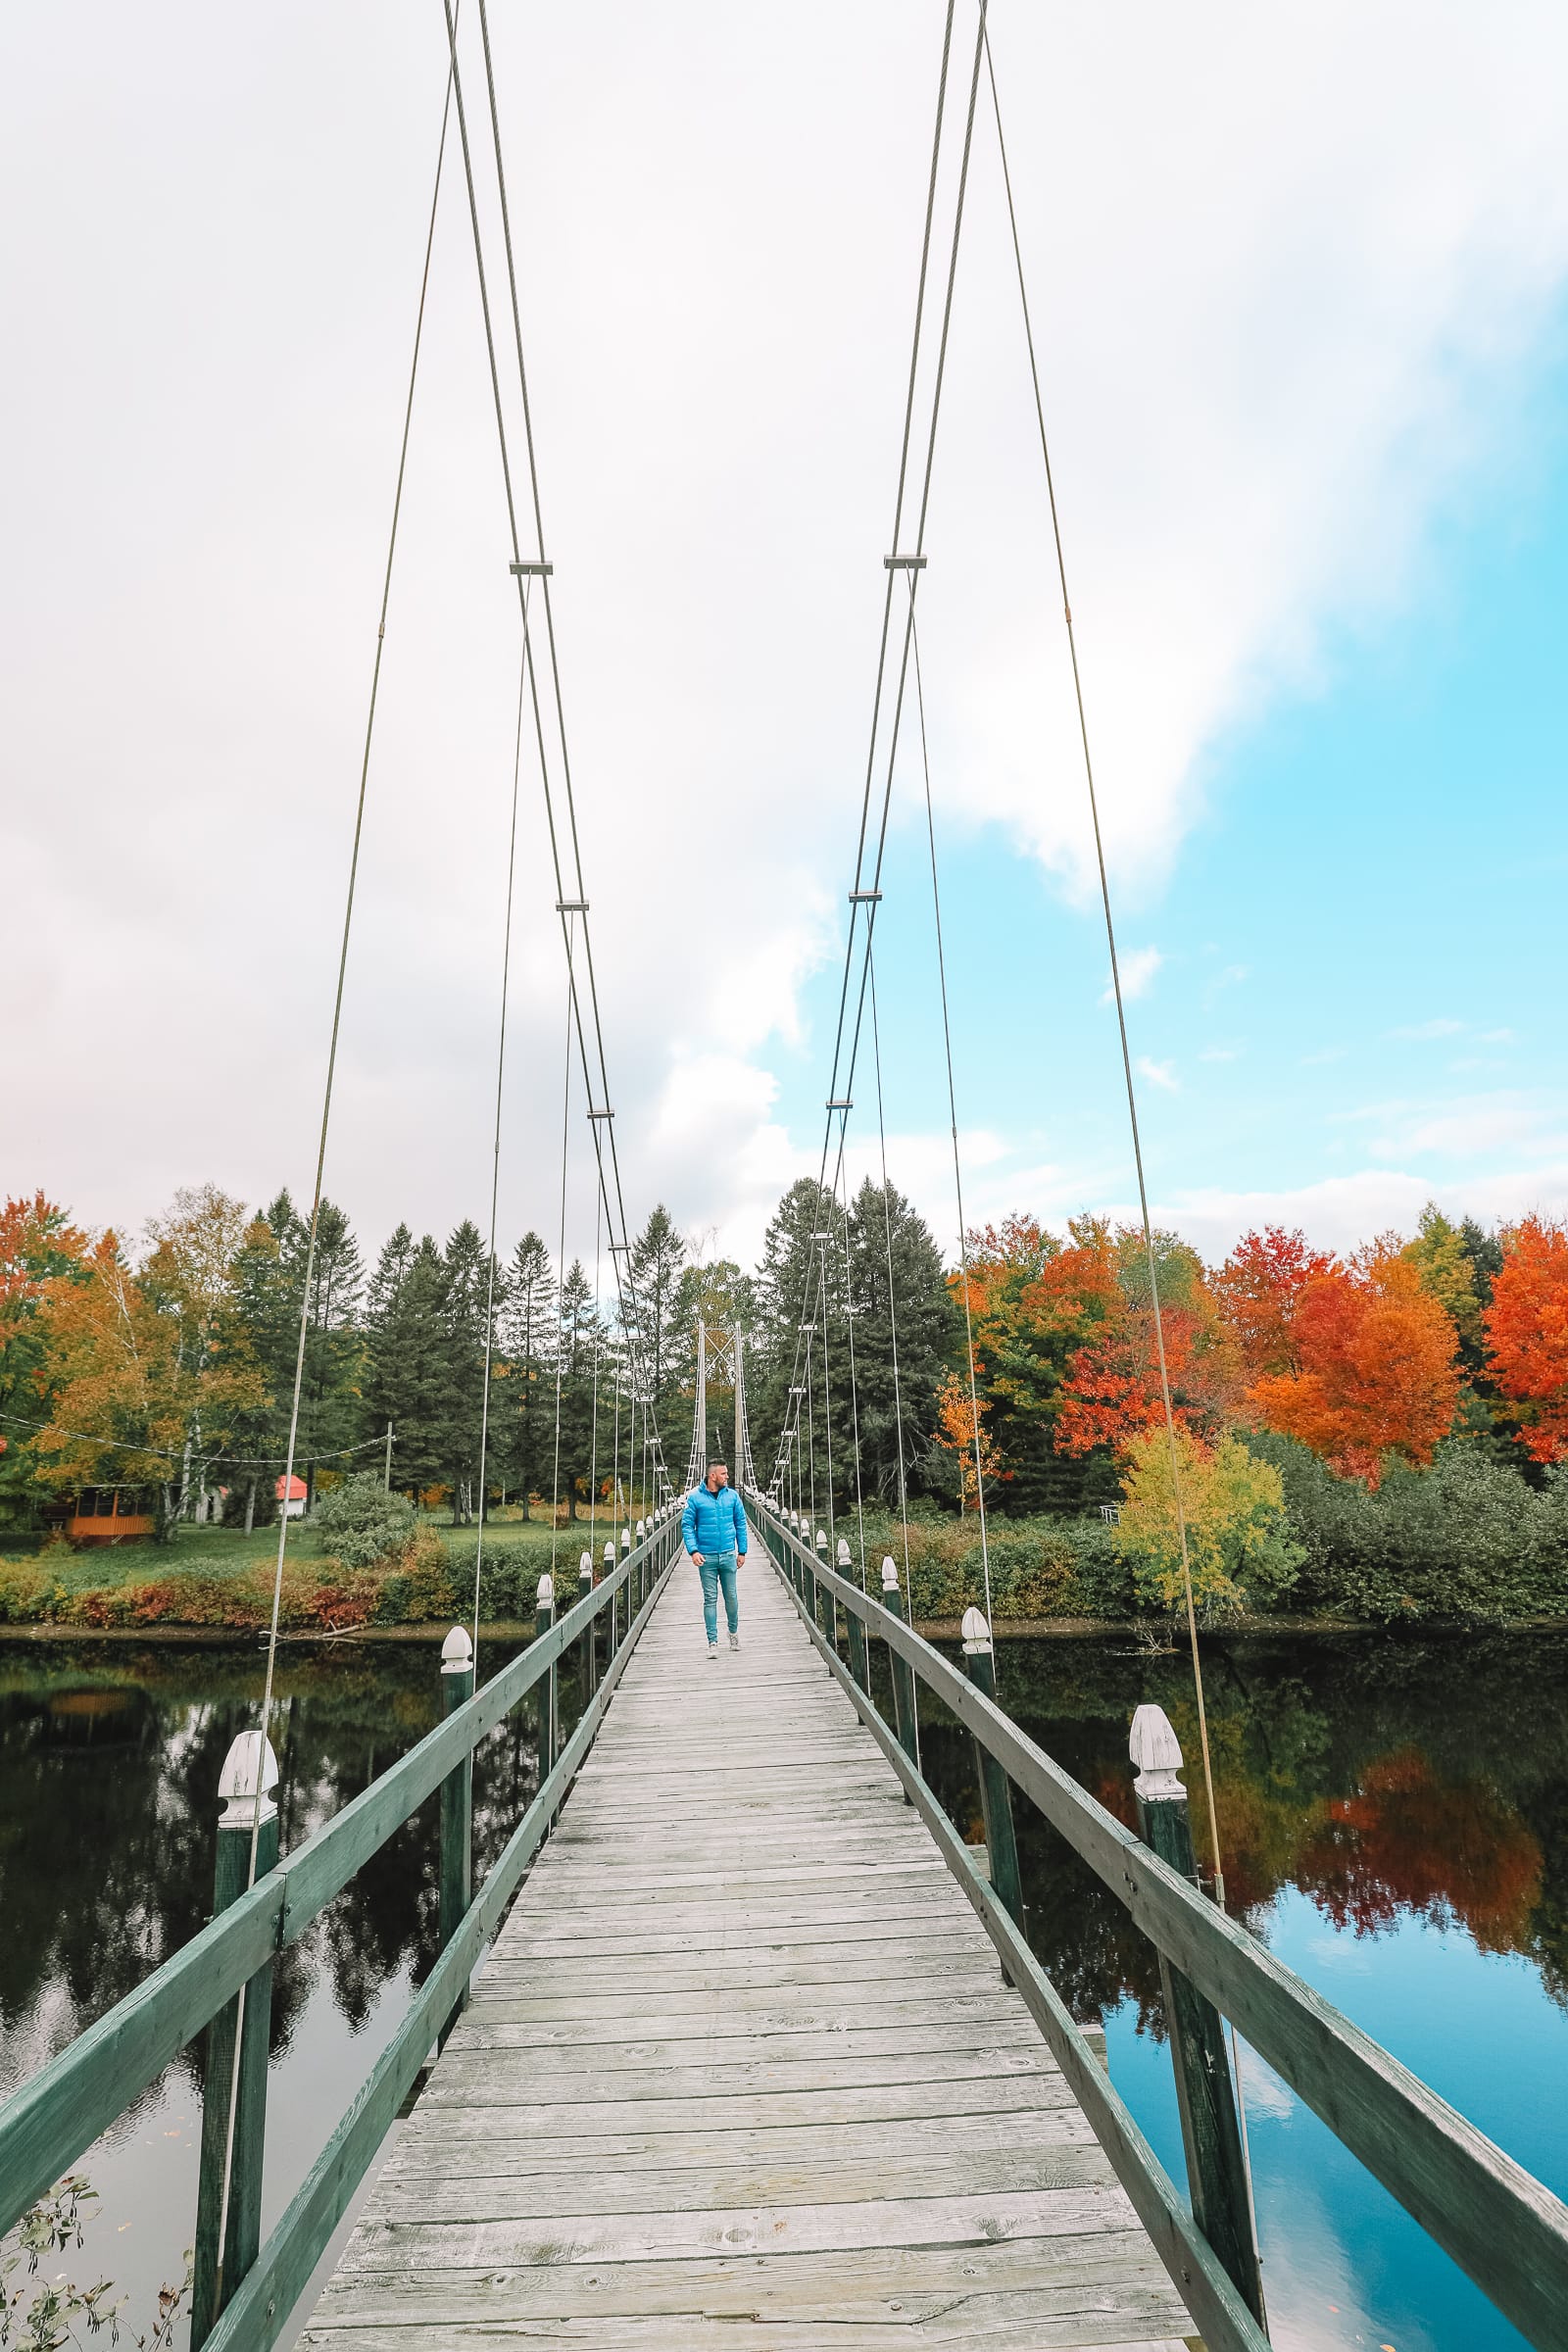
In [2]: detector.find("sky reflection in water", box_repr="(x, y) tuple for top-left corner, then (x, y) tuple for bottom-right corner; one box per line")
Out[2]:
(2, 1623), (1566, 2350)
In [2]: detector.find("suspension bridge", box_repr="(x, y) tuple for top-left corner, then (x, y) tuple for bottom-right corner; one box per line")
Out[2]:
(6, 0), (1568, 2347)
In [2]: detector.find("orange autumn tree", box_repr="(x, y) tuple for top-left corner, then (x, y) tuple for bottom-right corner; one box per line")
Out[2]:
(1482, 1213), (1568, 1462)
(931, 1365), (1002, 1510)
(1247, 1238), (1459, 1484)
(32, 1188), (264, 1528)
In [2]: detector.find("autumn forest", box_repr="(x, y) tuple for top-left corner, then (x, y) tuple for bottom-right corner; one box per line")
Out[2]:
(5, 1176), (1568, 1626)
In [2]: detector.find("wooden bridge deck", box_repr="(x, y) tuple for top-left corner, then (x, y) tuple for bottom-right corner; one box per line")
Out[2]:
(300, 1557), (1197, 2350)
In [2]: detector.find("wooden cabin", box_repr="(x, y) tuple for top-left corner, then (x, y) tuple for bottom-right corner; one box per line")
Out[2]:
(66, 1487), (156, 1544)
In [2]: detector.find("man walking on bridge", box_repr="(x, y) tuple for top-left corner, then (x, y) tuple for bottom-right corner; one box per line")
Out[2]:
(683, 1461), (748, 1658)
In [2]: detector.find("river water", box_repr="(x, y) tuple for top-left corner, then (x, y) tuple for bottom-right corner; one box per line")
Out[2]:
(1, 1620), (1564, 2351)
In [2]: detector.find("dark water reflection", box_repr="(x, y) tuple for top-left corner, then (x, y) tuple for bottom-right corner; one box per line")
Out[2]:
(3, 1625), (1567, 2351)
(895, 1626), (1568, 2352)
(0, 1633), (557, 2340)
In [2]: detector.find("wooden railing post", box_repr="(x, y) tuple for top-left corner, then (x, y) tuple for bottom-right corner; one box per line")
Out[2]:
(579, 1551), (597, 1701)
(1131, 1703), (1267, 2330)
(437, 1627), (474, 2045)
(535, 1575), (557, 1789)
(788, 1513), (804, 1597)
(838, 1538), (869, 1692)
(814, 1528), (833, 1645)
(960, 1609), (1024, 1939)
(192, 1733), (279, 2349)
(880, 1556), (918, 1782)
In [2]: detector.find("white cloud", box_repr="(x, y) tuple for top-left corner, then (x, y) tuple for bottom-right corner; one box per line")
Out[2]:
(1299, 1047), (1348, 1066)
(6, 2), (1568, 1257)
(1103, 945), (1162, 1004)
(1136, 1056), (1180, 1094)
(1148, 1160), (1568, 1261)
(1200, 1045), (1241, 1063)
(1390, 1017), (1466, 1040)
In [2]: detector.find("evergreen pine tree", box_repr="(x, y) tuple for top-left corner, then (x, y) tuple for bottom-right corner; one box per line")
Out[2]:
(500, 1233), (554, 1516)
(362, 1233), (448, 1497)
(847, 1175), (958, 1504)
(441, 1220), (498, 1523)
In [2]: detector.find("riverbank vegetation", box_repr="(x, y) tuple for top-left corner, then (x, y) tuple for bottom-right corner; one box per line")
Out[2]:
(6, 1179), (1568, 1627)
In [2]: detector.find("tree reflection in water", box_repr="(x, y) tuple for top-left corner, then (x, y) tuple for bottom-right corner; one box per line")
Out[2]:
(3, 1624), (1566, 2107)
(887, 1626), (1568, 2034)
(0, 1637), (552, 2100)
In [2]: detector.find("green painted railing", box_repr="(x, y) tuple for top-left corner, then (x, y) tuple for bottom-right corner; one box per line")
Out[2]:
(757, 1496), (1568, 2352)
(0, 1508), (682, 2352)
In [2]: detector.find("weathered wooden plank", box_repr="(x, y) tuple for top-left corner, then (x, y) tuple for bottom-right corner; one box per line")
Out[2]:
(473, 1939), (989, 1993)
(337, 2185), (1142, 2272)
(382, 2106), (1098, 2180)
(379, 2071), (1086, 2144)
(307, 2230), (1173, 2319)
(301, 2312), (1190, 2350)
(420, 2044), (1056, 2107)
(465, 1984), (1025, 2033)
(371, 2141), (1114, 2223)
(442, 2019), (1046, 2070)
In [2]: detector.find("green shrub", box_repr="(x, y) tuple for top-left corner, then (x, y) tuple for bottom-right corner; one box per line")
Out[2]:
(311, 1475), (416, 1570)
(1242, 1430), (1566, 1622)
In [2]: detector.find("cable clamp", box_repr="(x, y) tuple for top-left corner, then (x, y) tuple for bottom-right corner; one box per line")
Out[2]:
(510, 560), (553, 576)
(884, 555), (927, 570)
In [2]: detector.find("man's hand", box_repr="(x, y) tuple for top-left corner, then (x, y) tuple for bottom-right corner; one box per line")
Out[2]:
(689, 1552), (704, 1567)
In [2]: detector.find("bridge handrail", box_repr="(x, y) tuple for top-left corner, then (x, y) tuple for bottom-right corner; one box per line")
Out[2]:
(0, 1516), (676, 2243)
(757, 1498), (1568, 2352)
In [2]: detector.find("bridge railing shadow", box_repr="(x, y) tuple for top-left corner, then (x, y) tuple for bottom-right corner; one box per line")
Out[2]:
(754, 1491), (1568, 2352)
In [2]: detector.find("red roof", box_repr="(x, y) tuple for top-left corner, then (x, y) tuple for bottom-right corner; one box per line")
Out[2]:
(275, 1474), (307, 1501)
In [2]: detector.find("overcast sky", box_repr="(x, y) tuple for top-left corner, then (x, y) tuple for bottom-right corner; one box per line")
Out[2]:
(7, 2), (1568, 1282)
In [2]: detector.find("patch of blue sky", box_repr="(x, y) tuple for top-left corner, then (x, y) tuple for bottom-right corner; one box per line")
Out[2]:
(1105, 1886), (1568, 2350)
(774, 329), (1568, 1257)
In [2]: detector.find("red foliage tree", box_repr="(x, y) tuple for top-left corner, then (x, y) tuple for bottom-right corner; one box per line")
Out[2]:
(1212, 1225), (1334, 1380)
(1482, 1213), (1568, 1463)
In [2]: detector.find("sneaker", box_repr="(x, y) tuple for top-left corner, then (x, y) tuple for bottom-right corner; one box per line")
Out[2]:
(729, 1631), (741, 1652)
(707, 1642), (718, 1660)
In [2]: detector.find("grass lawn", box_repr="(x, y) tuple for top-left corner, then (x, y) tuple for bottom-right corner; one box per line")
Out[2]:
(6, 1507), (651, 1596)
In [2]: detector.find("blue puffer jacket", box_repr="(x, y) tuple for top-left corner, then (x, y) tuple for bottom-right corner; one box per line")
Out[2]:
(682, 1482), (749, 1558)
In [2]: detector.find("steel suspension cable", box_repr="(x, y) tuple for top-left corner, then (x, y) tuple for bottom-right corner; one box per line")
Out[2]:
(548, 922), (577, 1588)
(980, 19), (1226, 1901)
(216, 26), (461, 2303)
(907, 584), (996, 1647)
(868, 946), (921, 1766)
(438, 0), (675, 1504)
(771, 2), (989, 1494)
(470, 606), (532, 1664)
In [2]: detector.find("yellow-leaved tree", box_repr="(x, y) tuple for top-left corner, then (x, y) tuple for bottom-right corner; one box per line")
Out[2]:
(1112, 1424), (1302, 1616)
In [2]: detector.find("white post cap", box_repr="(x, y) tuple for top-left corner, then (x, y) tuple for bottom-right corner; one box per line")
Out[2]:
(440, 1625), (473, 1674)
(960, 1605), (992, 1655)
(579, 1549), (593, 1579)
(620, 1526), (631, 1549)
(881, 1556), (900, 1591)
(836, 1537), (852, 1566)
(1130, 1703), (1186, 1801)
(604, 1539), (615, 1563)
(219, 1731), (280, 1828)
(537, 1572), (555, 1606)
(815, 1528), (828, 1551)
(636, 1517), (646, 1539)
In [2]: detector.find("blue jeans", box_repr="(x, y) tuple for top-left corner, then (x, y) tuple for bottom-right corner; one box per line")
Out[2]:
(697, 1549), (740, 1642)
